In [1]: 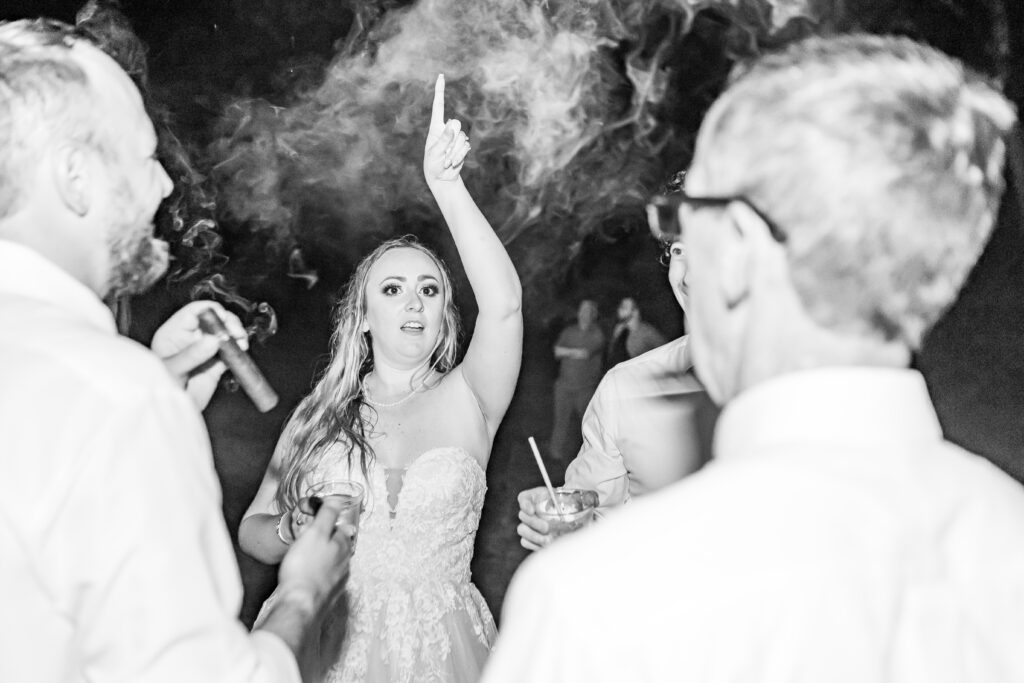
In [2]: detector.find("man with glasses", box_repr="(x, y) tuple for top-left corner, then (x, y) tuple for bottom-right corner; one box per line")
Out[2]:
(483, 33), (1024, 682)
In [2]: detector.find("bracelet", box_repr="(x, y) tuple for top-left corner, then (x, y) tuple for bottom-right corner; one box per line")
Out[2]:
(275, 513), (292, 545)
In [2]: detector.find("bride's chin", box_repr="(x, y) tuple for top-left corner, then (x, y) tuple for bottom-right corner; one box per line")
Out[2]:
(374, 348), (434, 370)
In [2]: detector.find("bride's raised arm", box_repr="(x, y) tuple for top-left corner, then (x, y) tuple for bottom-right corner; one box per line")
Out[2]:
(423, 75), (523, 433)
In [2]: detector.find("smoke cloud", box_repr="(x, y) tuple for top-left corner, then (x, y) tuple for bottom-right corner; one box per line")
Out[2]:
(208, 0), (825, 291)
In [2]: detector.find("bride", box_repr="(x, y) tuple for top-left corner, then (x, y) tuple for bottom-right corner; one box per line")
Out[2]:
(238, 74), (522, 683)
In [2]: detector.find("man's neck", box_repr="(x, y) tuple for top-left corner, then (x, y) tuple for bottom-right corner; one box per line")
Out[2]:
(737, 314), (911, 401)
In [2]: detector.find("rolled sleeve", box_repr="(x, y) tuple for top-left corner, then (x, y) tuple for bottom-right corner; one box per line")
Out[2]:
(564, 373), (629, 509)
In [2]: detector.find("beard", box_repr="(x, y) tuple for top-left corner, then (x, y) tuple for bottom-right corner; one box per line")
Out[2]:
(105, 230), (169, 298)
(102, 181), (170, 299)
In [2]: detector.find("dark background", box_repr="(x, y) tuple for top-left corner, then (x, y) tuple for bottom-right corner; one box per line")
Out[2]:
(4, 0), (1023, 624)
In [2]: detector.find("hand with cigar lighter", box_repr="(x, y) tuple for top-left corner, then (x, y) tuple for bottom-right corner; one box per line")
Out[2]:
(150, 300), (250, 410)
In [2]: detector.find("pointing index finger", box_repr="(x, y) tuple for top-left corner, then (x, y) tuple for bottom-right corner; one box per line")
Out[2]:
(429, 74), (445, 136)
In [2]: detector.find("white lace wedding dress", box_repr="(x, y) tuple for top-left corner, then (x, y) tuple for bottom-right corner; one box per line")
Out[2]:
(259, 446), (496, 683)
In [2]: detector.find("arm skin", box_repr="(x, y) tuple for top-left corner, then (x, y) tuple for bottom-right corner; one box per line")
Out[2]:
(239, 427), (303, 565)
(240, 74), (524, 564)
(424, 74), (523, 438)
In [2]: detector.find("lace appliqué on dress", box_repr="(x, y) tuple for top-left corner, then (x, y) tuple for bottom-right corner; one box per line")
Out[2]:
(318, 446), (496, 683)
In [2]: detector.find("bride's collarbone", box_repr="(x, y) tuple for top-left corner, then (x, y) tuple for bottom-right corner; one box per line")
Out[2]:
(365, 411), (444, 452)
(365, 418), (479, 470)
(360, 380), (482, 467)
(363, 384), (466, 429)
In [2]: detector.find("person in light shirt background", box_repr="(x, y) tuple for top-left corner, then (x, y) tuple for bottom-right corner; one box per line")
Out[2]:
(518, 237), (717, 549)
(547, 298), (607, 461)
(483, 33), (1024, 683)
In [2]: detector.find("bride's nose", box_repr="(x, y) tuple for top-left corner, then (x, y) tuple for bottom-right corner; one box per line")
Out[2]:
(406, 292), (424, 311)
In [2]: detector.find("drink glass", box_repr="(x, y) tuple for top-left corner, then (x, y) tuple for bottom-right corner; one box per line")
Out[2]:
(536, 487), (598, 539)
(305, 479), (365, 532)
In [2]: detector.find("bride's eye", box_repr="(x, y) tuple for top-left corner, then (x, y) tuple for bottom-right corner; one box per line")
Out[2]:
(382, 283), (401, 296)
(420, 284), (440, 297)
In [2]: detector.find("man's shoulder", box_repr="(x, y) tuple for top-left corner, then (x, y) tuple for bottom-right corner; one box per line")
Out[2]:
(69, 325), (169, 385)
(636, 320), (666, 341)
(4, 306), (179, 405)
(601, 336), (701, 391)
(619, 334), (688, 364)
(638, 320), (662, 334)
(931, 438), (1024, 513)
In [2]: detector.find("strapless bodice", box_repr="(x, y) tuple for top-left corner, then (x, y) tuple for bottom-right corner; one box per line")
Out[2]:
(307, 446), (486, 586)
(268, 446), (495, 683)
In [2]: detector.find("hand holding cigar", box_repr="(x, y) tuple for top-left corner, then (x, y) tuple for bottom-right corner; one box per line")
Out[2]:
(152, 301), (253, 410)
(196, 307), (279, 412)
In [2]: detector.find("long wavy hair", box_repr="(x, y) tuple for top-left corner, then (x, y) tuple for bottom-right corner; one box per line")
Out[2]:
(274, 237), (460, 511)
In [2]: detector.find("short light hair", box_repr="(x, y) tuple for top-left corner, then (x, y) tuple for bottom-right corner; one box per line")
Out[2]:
(0, 19), (110, 218)
(695, 33), (1017, 349)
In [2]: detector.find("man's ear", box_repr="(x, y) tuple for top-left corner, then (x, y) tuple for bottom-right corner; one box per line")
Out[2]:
(714, 204), (754, 309)
(718, 201), (780, 309)
(53, 144), (92, 217)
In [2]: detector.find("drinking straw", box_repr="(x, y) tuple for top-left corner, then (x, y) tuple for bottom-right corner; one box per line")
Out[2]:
(528, 436), (565, 518)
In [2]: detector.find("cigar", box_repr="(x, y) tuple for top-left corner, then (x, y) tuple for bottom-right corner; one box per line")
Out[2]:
(197, 308), (279, 413)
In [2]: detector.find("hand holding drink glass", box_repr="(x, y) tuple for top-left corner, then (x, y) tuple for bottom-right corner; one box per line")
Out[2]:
(536, 488), (598, 534)
(517, 486), (598, 550)
(287, 480), (365, 545)
(307, 480), (364, 528)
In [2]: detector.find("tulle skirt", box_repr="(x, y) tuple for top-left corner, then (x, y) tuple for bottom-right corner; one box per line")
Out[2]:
(258, 576), (496, 683)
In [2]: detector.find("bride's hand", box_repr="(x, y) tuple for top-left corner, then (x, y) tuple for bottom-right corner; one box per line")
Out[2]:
(424, 74), (471, 185)
(286, 497), (317, 541)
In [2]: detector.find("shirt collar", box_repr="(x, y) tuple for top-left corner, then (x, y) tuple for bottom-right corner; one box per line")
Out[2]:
(714, 366), (943, 461)
(0, 240), (117, 335)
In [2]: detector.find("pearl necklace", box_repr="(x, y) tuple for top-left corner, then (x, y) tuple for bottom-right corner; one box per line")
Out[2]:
(361, 377), (417, 408)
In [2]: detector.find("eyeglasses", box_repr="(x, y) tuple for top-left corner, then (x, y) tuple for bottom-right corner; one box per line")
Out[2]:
(646, 191), (788, 247)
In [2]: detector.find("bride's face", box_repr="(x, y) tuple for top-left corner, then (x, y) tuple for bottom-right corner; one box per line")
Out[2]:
(362, 247), (446, 368)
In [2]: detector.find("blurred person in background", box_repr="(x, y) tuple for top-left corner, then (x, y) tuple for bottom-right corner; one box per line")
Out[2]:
(547, 298), (606, 461)
(605, 295), (666, 368)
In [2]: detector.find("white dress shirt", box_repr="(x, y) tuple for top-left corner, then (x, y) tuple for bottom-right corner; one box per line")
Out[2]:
(564, 336), (715, 509)
(0, 241), (299, 683)
(484, 367), (1024, 683)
